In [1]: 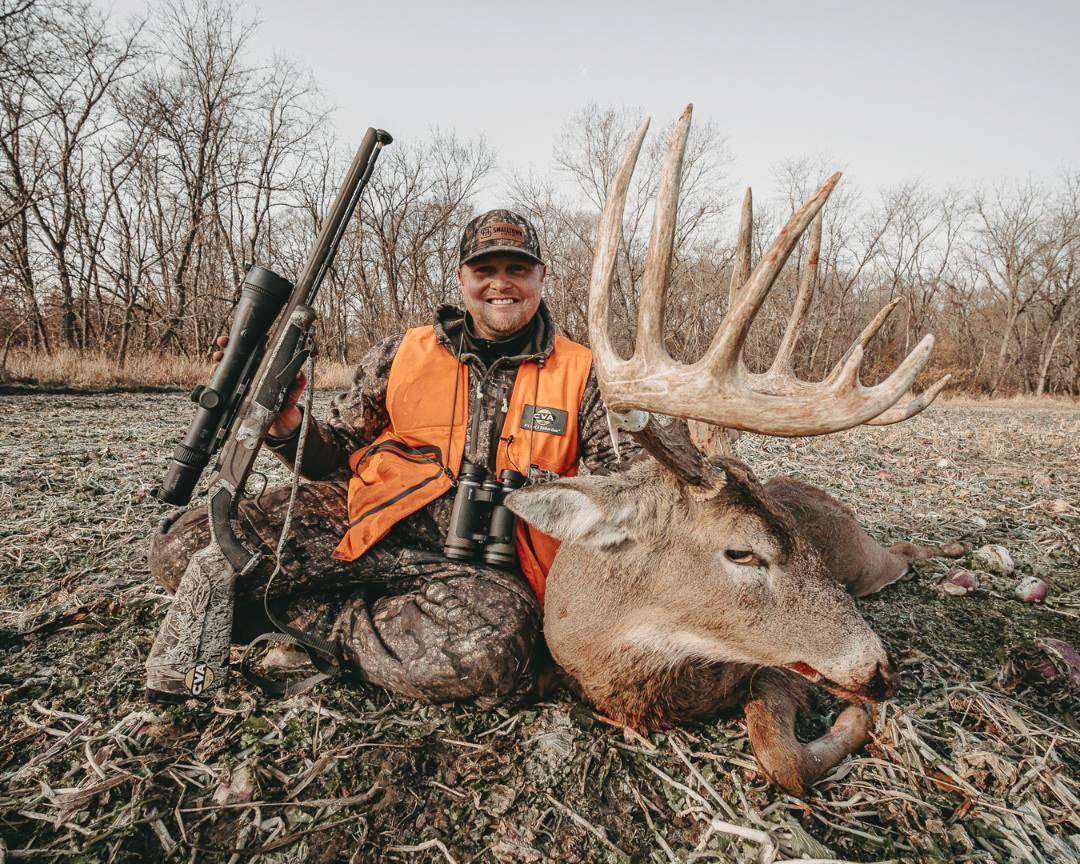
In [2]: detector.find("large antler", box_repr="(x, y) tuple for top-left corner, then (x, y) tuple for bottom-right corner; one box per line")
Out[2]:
(589, 105), (947, 481)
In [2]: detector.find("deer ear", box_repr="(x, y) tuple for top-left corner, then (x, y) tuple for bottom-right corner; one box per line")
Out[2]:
(504, 477), (636, 549)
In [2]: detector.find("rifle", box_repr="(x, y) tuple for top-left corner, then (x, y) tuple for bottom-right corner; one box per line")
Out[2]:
(145, 128), (392, 702)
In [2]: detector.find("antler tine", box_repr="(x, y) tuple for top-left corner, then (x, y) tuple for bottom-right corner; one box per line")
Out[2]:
(587, 118), (651, 374)
(864, 373), (951, 425)
(838, 332), (936, 402)
(727, 187), (753, 309)
(636, 104), (693, 365)
(702, 172), (841, 375)
(766, 212), (822, 380)
(824, 296), (903, 385)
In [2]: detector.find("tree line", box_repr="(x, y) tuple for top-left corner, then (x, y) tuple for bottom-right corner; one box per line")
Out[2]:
(2, 0), (1077, 396)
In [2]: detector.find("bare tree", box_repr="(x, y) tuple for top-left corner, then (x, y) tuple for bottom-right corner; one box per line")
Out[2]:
(970, 180), (1056, 395)
(16, 4), (139, 346)
(1029, 172), (1080, 395)
(0, 1), (1077, 397)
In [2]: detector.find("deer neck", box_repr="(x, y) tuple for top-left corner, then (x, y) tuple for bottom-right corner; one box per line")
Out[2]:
(553, 607), (755, 730)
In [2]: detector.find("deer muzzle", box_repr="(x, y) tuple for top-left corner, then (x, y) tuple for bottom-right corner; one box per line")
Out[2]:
(786, 656), (898, 704)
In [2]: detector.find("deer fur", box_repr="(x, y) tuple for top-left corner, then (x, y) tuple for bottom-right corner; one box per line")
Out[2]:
(507, 456), (964, 796)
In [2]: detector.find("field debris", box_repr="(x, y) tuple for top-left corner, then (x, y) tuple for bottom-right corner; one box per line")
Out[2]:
(1044, 498), (1073, 516)
(939, 568), (978, 596)
(1015, 576), (1051, 603)
(1, 394), (1078, 862)
(999, 639), (1080, 692)
(971, 544), (1016, 576)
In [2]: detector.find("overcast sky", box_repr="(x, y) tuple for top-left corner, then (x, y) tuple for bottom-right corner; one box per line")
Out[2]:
(116, 0), (1078, 208)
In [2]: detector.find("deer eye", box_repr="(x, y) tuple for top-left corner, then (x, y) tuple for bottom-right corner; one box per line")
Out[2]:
(725, 549), (758, 566)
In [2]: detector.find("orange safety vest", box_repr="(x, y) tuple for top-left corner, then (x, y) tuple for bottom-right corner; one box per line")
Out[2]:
(332, 324), (593, 606)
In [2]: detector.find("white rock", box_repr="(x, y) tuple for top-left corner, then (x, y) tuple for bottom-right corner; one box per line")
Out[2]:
(971, 544), (1014, 576)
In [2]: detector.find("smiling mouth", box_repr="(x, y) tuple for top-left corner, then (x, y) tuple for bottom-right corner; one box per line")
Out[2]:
(486, 298), (519, 306)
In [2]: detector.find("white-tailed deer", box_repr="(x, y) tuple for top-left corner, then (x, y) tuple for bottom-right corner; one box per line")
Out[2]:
(506, 106), (964, 797)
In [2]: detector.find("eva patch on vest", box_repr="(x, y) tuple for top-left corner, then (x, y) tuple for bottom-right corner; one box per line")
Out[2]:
(520, 404), (568, 435)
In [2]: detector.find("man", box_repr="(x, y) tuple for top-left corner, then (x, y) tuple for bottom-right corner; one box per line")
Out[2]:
(149, 210), (625, 702)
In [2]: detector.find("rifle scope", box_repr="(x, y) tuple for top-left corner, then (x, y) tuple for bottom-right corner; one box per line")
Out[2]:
(156, 265), (293, 506)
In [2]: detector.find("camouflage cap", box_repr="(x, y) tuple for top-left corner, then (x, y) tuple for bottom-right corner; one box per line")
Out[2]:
(459, 209), (545, 267)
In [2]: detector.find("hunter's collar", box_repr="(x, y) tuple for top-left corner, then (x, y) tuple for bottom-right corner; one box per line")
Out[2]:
(435, 300), (555, 364)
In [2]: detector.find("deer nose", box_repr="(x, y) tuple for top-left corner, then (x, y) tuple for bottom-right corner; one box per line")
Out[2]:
(866, 659), (898, 701)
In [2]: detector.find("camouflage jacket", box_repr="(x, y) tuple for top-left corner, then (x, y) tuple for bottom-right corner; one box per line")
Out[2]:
(267, 302), (628, 544)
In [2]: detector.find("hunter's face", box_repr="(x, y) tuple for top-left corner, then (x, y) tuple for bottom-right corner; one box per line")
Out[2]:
(457, 252), (545, 340)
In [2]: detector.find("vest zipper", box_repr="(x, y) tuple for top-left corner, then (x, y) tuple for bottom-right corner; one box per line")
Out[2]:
(488, 381), (513, 473)
(467, 356), (503, 464)
(353, 439), (443, 468)
(468, 353), (544, 472)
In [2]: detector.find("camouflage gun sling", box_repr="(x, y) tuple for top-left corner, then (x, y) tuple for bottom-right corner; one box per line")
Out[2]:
(145, 128), (392, 702)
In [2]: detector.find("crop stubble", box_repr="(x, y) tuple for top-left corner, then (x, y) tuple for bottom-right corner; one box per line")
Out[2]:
(0, 393), (1077, 863)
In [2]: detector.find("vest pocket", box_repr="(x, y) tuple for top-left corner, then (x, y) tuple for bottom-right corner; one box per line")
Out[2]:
(347, 438), (448, 529)
(347, 468), (444, 529)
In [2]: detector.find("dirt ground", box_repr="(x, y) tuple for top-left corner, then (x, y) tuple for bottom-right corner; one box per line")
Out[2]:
(1, 393), (1077, 863)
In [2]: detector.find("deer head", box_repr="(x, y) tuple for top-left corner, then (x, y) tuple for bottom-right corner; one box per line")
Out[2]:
(507, 105), (947, 721)
(510, 457), (896, 719)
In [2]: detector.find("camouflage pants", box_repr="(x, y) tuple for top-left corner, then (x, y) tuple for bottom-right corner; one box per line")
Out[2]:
(148, 482), (542, 703)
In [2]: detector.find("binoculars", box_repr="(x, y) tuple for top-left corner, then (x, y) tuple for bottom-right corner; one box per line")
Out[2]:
(443, 461), (526, 568)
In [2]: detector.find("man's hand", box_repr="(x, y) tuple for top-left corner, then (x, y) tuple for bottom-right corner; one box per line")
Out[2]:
(212, 335), (306, 438)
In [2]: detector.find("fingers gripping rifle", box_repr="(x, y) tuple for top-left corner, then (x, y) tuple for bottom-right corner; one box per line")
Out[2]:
(145, 128), (392, 702)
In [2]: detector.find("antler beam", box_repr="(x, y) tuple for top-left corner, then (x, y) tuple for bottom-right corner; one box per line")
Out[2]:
(589, 104), (946, 442)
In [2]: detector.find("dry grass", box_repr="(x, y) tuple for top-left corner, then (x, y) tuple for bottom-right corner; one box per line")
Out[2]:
(0, 395), (1077, 862)
(939, 393), (1080, 409)
(6, 349), (1080, 413)
(2, 348), (356, 391)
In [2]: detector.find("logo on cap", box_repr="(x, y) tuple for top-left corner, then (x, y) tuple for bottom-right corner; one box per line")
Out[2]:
(478, 222), (526, 245)
(460, 209), (544, 266)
